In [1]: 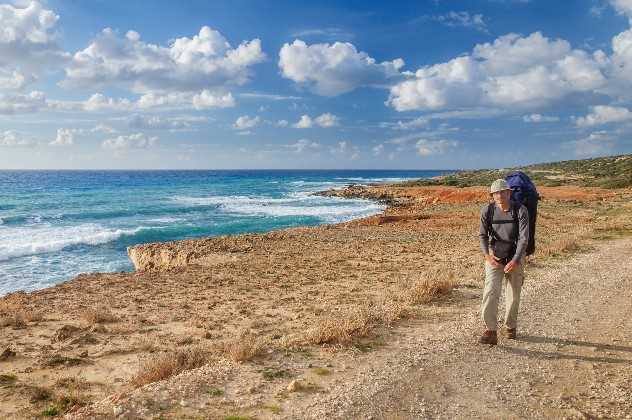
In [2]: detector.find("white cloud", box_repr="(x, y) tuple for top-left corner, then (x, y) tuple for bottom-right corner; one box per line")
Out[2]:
(415, 138), (459, 156)
(285, 138), (321, 153)
(314, 112), (339, 127)
(0, 69), (30, 90)
(128, 114), (208, 131)
(290, 28), (354, 40)
(50, 128), (75, 146)
(293, 115), (313, 128)
(372, 143), (384, 156)
(387, 32), (606, 111)
(381, 116), (429, 130)
(233, 115), (261, 130)
(575, 105), (632, 127)
(49, 124), (118, 146)
(84, 93), (133, 112)
(293, 113), (339, 128)
(102, 133), (158, 150)
(590, 5), (607, 17)
(522, 113), (560, 123)
(0, 130), (36, 147)
(0, 91), (46, 114)
(49, 90), (234, 113)
(92, 124), (117, 134)
(568, 131), (617, 156)
(279, 40), (404, 96)
(63, 26), (265, 94)
(610, 0), (632, 19)
(136, 92), (189, 109)
(601, 25), (632, 97)
(330, 140), (359, 159)
(192, 90), (235, 109)
(0, 1), (69, 89)
(239, 92), (302, 101)
(276, 119), (289, 127)
(425, 11), (488, 32)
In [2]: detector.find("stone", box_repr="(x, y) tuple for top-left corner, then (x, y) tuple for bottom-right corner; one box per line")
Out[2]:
(287, 380), (302, 392)
(0, 348), (16, 361)
(53, 325), (81, 342)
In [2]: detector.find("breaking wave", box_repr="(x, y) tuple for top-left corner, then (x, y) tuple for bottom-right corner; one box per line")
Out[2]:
(172, 193), (385, 223)
(0, 224), (150, 261)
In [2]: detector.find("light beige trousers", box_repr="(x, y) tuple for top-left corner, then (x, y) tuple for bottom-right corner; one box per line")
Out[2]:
(481, 258), (524, 331)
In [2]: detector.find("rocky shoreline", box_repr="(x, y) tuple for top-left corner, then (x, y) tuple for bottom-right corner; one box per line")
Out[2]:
(1, 184), (631, 418)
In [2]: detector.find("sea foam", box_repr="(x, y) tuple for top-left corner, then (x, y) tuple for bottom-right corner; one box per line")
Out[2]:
(173, 193), (384, 223)
(0, 223), (146, 261)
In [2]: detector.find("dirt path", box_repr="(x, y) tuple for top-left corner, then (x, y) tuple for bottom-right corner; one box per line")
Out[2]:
(286, 237), (632, 419)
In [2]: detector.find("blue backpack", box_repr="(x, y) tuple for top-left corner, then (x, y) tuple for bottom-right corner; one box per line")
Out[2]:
(505, 171), (539, 256)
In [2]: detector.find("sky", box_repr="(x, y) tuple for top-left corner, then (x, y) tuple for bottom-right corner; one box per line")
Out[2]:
(1, 0), (632, 170)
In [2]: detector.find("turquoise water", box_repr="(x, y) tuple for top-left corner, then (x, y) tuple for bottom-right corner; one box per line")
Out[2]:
(0, 170), (450, 294)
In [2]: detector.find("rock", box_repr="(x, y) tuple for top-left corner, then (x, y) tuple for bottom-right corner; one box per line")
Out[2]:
(89, 324), (108, 333)
(287, 380), (303, 392)
(53, 325), (81, 342)
(70, 333), (99, 345)
(42, 354), (84, 367)
(113, 405), (124, 416)
(0, 348), (16, 361)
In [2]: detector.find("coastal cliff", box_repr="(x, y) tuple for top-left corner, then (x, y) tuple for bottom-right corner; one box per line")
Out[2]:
(2, 183), (631, 419)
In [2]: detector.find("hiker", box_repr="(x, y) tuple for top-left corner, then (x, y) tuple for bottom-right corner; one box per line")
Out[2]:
(479, 179), (529, 345)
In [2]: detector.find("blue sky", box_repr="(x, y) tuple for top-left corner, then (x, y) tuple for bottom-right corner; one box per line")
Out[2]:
(1, 0), (632, 169)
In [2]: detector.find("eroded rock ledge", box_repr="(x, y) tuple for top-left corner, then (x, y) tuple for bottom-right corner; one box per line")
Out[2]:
(127, 233), (262, 271)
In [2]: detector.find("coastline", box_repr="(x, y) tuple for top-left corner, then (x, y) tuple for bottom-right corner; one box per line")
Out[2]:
(1, 183), (631, 418)
(1, 170), (437, 295)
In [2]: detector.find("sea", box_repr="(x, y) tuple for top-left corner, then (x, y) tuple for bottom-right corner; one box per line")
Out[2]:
(0, 170), (450, 295)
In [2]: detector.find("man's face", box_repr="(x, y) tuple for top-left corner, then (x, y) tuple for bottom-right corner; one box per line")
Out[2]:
(492, 189), (511, 207)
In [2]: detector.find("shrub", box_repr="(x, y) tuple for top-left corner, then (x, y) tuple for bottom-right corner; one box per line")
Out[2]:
(397, 266), (458, 306)
(131, 346), (209, 387)
(223, 332), (265, 362)
(80, 307), (118, 325)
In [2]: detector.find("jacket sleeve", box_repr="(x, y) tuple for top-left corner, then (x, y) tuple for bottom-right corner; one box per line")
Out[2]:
(512, 205), (530, 263)
(479, 204), (491, 255)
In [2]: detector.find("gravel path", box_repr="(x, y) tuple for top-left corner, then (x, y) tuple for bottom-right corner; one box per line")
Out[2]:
(286, 237), (632, 419)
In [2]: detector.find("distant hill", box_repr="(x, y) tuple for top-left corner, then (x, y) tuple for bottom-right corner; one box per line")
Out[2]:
(403, 154), (632, 189)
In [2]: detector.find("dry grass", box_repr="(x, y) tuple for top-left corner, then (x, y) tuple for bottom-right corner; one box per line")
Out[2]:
(400, 269), (458, 305)
(52, 389), (90, 413)
(0, 309), (42, 328)
(223, 331), (265, 362)
(80, 307), (119, 325)
(370, 297), (410, 326)
(131, 346), (210, 388)
(0, 312), (26, 329)
(304, 268), (457, 346)
(304, 299), (409, 346)
(304, 306), (373, 345)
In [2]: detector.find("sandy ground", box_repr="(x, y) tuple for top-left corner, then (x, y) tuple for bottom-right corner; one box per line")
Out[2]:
(0, 185), (631, 419)
(283, 236), (632, 419)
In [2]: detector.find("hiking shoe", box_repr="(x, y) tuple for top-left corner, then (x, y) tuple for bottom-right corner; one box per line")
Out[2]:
(479, 330), (497, 345)
(502, 327), (517, 339)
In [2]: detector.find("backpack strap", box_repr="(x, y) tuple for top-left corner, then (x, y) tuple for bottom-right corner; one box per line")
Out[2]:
(486, 201), (495, 235)
(487, 201), (519, 243)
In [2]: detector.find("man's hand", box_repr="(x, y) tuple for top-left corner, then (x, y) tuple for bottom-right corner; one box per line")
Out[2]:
(484, 254), (501, 268)
(504, 260), (519, 273)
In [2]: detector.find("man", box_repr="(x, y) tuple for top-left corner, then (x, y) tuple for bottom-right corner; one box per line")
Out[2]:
(479, 179), (529, 345)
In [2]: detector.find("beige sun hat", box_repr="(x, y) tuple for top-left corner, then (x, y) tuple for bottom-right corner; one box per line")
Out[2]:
(490, 179), (511, 195)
